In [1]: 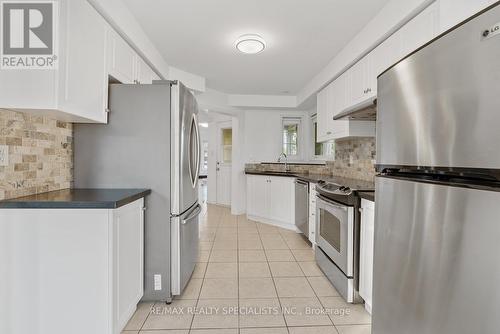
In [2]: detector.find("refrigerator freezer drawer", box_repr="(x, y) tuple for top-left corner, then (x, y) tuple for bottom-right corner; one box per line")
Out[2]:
(373, 176), (500, 334)
(171, 203), (201, 295)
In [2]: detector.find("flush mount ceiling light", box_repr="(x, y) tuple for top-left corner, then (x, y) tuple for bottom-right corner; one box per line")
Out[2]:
(235, 34), (266, 54)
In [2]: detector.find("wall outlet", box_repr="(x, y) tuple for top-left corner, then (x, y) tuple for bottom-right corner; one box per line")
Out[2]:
(349, 154), (354, 165)
(0, 145), (8, 167)
(154, 274), (162, 291)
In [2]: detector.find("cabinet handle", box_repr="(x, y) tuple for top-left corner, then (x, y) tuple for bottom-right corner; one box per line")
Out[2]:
(326, 131), (332, 135)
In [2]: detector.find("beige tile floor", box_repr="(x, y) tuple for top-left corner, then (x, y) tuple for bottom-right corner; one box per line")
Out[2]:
(123, 202), (371, 334)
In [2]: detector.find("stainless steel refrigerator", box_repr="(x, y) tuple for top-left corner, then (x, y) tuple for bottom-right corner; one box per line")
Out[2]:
(374, 3), (500, 333)
(74, 81), (201, 302)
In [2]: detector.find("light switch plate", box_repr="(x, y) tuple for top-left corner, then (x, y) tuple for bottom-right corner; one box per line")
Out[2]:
(0, 145), (8, 166)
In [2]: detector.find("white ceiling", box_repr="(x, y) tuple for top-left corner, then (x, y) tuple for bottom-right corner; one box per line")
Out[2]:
(123, 0), (391, 95)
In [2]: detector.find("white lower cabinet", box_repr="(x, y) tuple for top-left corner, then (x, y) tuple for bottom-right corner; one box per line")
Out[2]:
(359, 198), (375, 314)
(246, 175), (295, 229)
(0, 199), (145, 334)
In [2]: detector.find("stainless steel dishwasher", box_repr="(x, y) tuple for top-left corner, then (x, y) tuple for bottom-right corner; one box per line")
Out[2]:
(294, 179), (309, 236)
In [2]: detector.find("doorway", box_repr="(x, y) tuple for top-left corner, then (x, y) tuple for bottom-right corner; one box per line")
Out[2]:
(216, 122), (232, 206)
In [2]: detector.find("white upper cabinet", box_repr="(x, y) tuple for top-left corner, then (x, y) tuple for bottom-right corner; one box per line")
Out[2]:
(136, 58), (152, 84)
(316, 87), (330, 141)
(0, 0), (161, 123)
(59, 0), (109, 123)
(315, 2), (439, 141)
(372, 32), (399, 78)
(317, 70), (375, 142)
(0, 0), (109, 123)
(347, 53), (376, 108)
(398, 3), (439, 59)
(108, 29), (137, 84)
(108, 30), (160, 85)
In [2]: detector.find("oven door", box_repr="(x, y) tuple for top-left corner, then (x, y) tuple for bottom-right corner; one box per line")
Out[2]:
(316, 194), (354, 277)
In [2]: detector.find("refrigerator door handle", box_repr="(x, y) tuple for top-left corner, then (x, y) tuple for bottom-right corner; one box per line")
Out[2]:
(182, 204), (202, 224)
(194, 114), (201, 183)
(188, 113), (201, 188)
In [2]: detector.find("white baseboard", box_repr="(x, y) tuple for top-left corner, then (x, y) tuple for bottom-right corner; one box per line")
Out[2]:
(247, 214), (300, 232)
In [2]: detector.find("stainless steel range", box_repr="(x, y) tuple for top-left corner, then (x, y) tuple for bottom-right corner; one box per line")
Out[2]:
(315, 178), (374, 303)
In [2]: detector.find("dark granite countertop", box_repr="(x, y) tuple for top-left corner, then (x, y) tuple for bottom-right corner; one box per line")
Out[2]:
(358, 191), (375, 202)
(245, 169), (375, 191)
(0, 188), (151, 209)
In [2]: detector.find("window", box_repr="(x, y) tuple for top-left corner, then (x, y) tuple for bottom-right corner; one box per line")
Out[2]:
(312, 115), (334, 159)
(222, 128), (232, 163)
(282, 117), (301, 158)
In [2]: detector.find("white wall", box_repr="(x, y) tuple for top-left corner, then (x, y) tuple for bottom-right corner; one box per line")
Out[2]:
(243, 110), (312, 163)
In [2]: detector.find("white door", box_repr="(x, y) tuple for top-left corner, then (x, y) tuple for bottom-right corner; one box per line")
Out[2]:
(216, 123), (232, 206)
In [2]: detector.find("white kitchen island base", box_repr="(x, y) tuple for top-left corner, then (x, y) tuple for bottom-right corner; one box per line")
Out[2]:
(0, 196), (145, 334)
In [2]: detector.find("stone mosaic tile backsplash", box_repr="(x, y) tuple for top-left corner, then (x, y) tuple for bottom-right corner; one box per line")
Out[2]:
(0, 109), (73, 200)
(246, 137), (376, 181)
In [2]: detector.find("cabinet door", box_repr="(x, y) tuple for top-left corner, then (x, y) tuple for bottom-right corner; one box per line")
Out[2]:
(316, 88), (329, 141)
(398, 3), (438, 59)
(359, 199), (375, 314)
(60, 0), (108, 123)
(348, 58), (366, 105)
(268, 176), (294, 224)
(363, 51), (376, 99)
(372, 32), (400, 78)
(108, 30), (137, 84)
(247, 176), (268, 218)
(136, 57), (154, 84)
(112, 199), (144, 332)
(333, 72), (349, 116)
(152, 72), (162, 81)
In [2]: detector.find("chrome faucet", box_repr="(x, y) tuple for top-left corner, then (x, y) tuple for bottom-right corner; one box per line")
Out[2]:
(278, 153), (290, 172)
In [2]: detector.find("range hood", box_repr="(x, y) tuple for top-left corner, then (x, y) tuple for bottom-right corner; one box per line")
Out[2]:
(333, 98), (377, 121)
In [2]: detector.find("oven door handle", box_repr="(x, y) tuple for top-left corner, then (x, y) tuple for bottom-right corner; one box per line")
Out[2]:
(317, 194), (348, 211)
